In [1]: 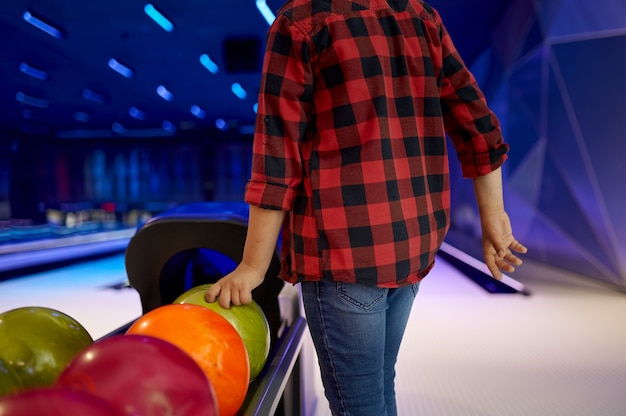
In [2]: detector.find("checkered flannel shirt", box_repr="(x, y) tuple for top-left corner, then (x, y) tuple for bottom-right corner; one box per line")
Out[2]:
(245, 0), (509, 287)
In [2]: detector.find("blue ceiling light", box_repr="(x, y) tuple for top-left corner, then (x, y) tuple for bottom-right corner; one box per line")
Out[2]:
(23, 11), (64, 38)
(231, 83), (247, 100)
(162, 120), (176, 133)
(199, 54), (219, 74)
(129, 106), (146, 120)
(82, 88), (106, 103)
(19, 62), (48, 80)
(112, 122), (126, 134)
(215, 118), (228, 131)
(108, 58), (134, 78)
(239, 125), (255, 135)
(157, 85), (173, 101)
(253, 103), (259, 113)
(190, 105), (206, 119)
(15, 91), (48, 108)
(74, 112), (90, 123)
(144, 4), (174, 32)
(255, 0), (276, 25)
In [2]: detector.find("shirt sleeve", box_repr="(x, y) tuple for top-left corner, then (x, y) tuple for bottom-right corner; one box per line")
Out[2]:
(245, 15), (313, 210)
(435, 10), (509, 178)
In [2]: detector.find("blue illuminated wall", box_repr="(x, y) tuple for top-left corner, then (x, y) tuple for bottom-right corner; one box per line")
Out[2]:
(439, 0), (626, 290)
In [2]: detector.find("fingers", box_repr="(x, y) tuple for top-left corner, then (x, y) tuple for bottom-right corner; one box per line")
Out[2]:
(510, 239), (528, 254)
(238, 290), (253, 305)
(485, 257), (502, 281)
(204, 278), (255, 309)
(204, 282), (235, 309)
(485, 238), (527, 280)
(218, 289), (232, 309)
(205, 283), (221, 303)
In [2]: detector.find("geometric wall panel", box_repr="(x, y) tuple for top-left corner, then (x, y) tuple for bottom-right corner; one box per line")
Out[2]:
(547, 0), (626, 38)
(442, 0), (626, 290)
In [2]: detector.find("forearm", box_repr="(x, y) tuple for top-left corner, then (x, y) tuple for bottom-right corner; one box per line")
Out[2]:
(472, 167), (505, 217)
(240, 204), (286, 275)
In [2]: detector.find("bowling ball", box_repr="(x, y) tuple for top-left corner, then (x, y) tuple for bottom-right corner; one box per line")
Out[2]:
(0, 307), (93, 390)
(174, 284), (270, 381)
(126, 304), (249, 416)
(0, 358), (23, 397)
(57, 334), (218, 416)
(0, 387), (123, 416)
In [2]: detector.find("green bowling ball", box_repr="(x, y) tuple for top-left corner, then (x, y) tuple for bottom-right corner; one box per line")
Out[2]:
(174, 284), (271, 381)
(0, 357), (23, 397)
(0, 306), (93, 390)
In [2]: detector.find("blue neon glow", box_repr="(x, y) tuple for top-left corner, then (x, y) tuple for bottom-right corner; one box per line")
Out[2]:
(19, 62), (48, 80)
(108, 58), (134, 78)
(190, 105), (206, 119)
(144, 4), (174, 32)
(255, 0), (276, 25)
(162, 120), (176, 133)
(200, 54), (219, 74)
(74, 112), (90, 122)
(83, 88), (106, 103)
(157, 85), (173, 101)
(239, 125), (255, 135)
(215, 118), (228, 131)
(23, 11), (63, 38)
(253, 103), (259, 113)
(129, 106), (146, 120)
(231, 83), (247, 100)
(15, 91), (48, 108)
(112, 122), (125, 134)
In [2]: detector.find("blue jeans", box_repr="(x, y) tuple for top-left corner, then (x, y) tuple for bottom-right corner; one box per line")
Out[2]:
(301, 280), (419, 416)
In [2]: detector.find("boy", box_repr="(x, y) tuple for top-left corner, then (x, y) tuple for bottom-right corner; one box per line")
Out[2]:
(207, 1), (527, 414)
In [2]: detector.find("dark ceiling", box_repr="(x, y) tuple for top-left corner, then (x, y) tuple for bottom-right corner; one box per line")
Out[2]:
(0, 0), (506, 139)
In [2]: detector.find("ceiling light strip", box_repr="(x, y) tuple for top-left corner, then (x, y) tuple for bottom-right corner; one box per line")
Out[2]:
(144, 4), (174, 32)
(108, 58), (134, 78)
(23, 11), (64, 38)
(255, 0), (276, 25)
(19, 62), (49, 80)
(200, 54), (219, 74)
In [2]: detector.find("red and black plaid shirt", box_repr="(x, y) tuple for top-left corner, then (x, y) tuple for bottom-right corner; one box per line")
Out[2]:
(245, 0), (509, 287)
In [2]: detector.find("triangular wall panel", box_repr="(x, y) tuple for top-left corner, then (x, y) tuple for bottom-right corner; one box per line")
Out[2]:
(445, 0), (626, 290)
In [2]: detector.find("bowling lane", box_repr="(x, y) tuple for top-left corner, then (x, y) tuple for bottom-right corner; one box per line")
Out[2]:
(0, 253), (142, 340)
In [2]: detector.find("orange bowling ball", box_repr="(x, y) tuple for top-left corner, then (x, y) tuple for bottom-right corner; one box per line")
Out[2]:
(126, 304), (249, 416)
(174, 284), (270, 381)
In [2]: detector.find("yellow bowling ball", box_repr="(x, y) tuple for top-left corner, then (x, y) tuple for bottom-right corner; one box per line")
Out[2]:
(0, 306), (93, 390)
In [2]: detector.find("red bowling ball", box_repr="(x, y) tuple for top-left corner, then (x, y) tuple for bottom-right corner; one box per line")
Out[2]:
(57, 334), (218, 416)
(0, 387), (123, 416)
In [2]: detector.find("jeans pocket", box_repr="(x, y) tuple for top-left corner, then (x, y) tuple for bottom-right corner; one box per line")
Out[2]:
(336, 282), (386, 310)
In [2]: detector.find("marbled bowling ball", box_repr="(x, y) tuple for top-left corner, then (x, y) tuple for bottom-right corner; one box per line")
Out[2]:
(57, 334), (218, 415)
(0, 387), (122, 416)
(126, 304), (249, 416)
(0, 306), (93, 390)
(174, 284), (271, 381)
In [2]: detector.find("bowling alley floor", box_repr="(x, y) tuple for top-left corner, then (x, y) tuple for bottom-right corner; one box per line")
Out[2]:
(1, 252), (626, 415)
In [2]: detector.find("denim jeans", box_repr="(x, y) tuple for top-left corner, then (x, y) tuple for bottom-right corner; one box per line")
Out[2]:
(301, 280), (419, 416)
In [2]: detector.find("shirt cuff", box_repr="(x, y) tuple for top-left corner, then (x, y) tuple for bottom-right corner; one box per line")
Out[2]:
(244, 179), (295, 211)
(458, 147), (508, 178)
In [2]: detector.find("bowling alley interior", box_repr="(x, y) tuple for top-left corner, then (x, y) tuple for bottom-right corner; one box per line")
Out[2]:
(1, 1), (626, 415)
